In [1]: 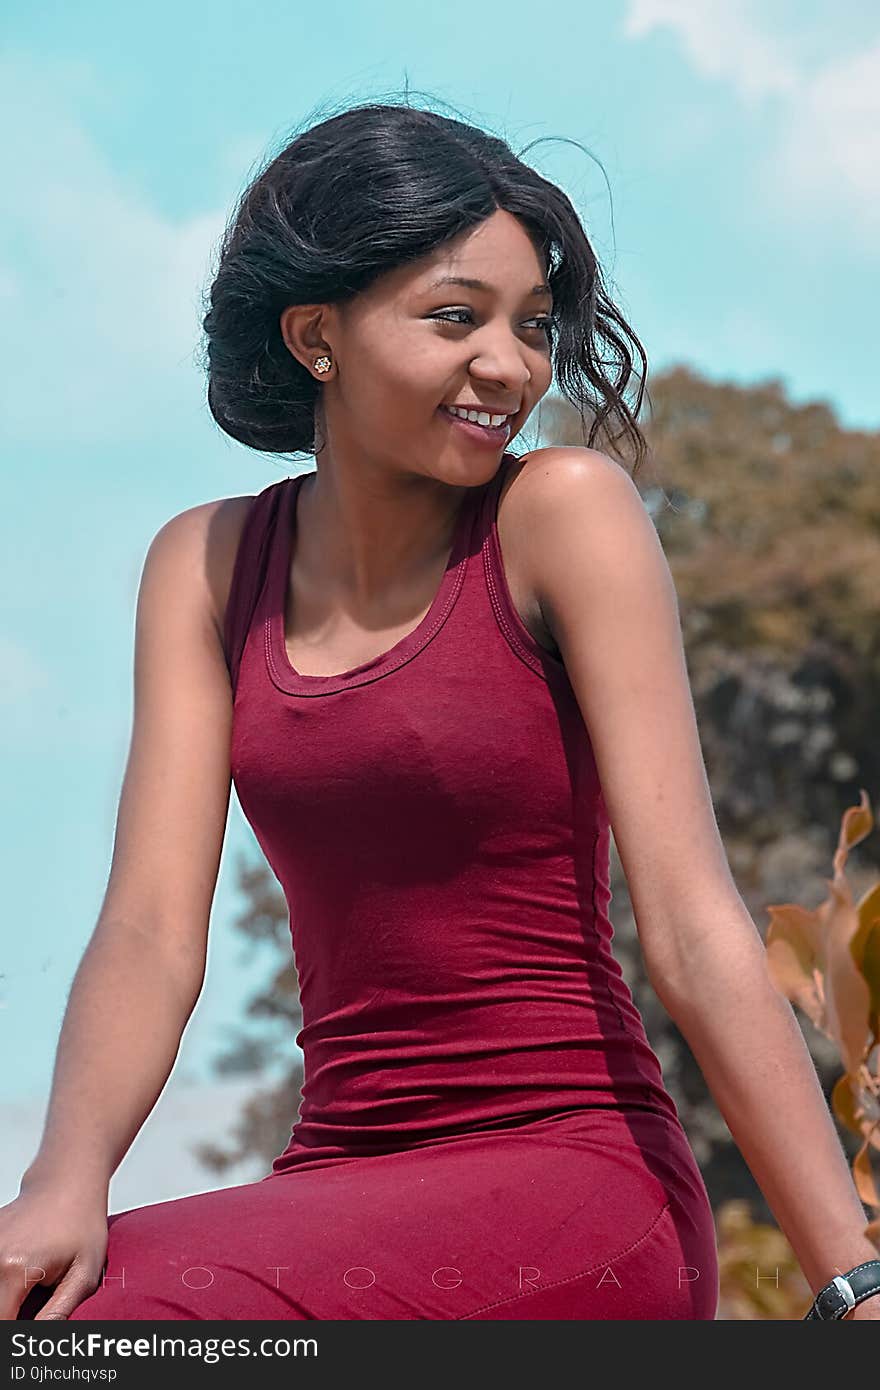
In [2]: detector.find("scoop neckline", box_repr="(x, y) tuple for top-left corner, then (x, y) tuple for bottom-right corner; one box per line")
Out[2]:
(265, 468), (486, 696)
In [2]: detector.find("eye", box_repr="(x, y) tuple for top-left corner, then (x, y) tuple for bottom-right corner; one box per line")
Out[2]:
(430, 308), (555, 337)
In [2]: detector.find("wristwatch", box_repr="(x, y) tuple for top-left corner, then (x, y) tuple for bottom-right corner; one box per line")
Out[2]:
(804, 1259), (880, 1319)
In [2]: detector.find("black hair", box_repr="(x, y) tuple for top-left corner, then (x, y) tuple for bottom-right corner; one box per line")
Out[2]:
(198, 96), (651, 477)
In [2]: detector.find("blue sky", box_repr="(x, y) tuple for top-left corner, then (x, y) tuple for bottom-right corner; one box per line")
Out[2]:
(3, 1), (879, 1111)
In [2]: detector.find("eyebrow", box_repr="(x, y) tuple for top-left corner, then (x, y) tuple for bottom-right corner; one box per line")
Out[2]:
(425, 274), (553, 299)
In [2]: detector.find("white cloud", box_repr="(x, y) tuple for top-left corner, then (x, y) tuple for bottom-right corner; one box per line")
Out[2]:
(771, 41), (880, 248)
(622, 3), (880, 250)
(623, 0), (798, 103)
(0, 48), (230, 448)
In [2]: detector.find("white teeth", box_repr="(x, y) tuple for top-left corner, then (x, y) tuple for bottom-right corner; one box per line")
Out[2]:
(445, 405), (510, 428)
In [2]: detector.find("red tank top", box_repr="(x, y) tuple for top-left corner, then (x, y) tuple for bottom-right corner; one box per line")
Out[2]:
(223, 452), (679, 1173)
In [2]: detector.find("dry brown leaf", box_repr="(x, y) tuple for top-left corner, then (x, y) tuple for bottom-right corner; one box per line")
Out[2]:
(764, 789), (879, 1249)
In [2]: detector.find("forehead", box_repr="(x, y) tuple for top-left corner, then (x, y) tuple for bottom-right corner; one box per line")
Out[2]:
(423, 273), (552, 297)
(361, 213), (553, 310)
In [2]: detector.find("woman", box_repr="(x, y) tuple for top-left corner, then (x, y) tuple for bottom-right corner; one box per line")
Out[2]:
(5, 102), (878, 1321)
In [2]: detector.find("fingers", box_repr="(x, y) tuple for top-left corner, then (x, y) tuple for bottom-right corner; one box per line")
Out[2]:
(0, 1266), (50, 1321)
(32, 1271), (97, 1321)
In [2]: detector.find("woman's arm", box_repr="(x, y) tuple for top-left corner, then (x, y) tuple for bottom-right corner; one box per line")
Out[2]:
(652, 919), (879, 1301)
(20, 924), (204, 1199)
(514, 448), (879, 1309)
(20, 502), (240, 1199)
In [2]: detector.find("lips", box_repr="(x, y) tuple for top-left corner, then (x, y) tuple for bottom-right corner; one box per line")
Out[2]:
(438, 405), (513, 447)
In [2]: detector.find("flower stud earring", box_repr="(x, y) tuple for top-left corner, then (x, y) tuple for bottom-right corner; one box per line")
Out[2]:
(313, 355), (332, 374)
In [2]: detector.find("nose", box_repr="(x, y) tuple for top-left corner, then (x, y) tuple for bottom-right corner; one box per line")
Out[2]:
(467, 331), (534, 394)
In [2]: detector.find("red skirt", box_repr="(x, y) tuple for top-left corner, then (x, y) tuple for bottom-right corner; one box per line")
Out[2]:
(22, 1106), (719, 1320)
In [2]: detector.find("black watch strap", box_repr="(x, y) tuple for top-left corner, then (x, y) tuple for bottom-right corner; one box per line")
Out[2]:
(804, 1259), (880, 1319)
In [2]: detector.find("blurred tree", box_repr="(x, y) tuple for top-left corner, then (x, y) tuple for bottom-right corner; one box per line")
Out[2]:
(190, 854), (302, 1174)
(714, 1199), (812, 1319)
(764, 790), (880, 1247)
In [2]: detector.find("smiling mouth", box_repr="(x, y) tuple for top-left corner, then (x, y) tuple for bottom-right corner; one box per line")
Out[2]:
(437, 405), (514, 443)
(439, 405), (516, 426)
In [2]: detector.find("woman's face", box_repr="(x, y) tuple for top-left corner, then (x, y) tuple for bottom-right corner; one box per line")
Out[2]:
(282, 208), (555, 486)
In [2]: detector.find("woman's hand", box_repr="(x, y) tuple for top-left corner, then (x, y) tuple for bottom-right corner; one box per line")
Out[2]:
(0, 1184), (109, 1320)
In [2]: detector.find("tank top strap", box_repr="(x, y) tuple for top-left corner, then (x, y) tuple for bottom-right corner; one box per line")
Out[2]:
(471, 451), (561, 679)
(471, 452), (514, 553)
(223, 478), (289, 693)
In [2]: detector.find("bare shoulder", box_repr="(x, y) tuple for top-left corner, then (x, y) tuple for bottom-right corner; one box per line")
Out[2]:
(496, 446), (639, 651)
(151, 493), (258, 643)
(502, 444), (637, 509)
